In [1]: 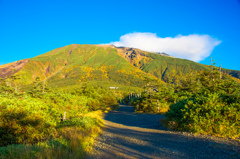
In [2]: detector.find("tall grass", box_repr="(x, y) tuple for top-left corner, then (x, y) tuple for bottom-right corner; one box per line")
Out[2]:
(0, 82), (118, 158)
(0, 111), (104, 159)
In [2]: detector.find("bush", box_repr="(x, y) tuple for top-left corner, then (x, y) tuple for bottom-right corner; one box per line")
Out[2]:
(60, 116), (102, 129)
(87, 98), (101, 111)
(71, 84), (119, 111)
(164, 93), (240, 139)
(40, 93), (89, 118)
(0, 97), (58, 146)
(130, 84), (175, 114)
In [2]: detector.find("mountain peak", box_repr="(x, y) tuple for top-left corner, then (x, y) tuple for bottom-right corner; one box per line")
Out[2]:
(0, 44), (239, 87)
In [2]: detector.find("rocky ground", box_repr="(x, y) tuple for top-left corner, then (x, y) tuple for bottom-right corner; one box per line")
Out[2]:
(90, 105), (240, 159)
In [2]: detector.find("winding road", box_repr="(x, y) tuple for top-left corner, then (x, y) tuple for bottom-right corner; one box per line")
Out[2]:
(92, 105), (240, 159)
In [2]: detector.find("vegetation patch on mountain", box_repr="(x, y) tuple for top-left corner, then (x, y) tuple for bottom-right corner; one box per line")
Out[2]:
(1, 44), (240, 90)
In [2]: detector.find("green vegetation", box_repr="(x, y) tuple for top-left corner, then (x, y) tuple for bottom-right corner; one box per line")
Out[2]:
(13, 44), (154, 90)
(0, 44), (240, 158)
(164, 68), (240, 139)
(140, 53), (209, 83)
(2, 44), (237, 89)
(0, 77), (119, 158)
(130, 81), (175, 114)
(222, 68), (240, 80)
(165, 93), (239, 138)
(129, 66), (240, 139)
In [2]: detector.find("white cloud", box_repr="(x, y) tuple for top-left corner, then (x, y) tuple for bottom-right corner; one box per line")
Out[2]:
(110, 32), (221, 62)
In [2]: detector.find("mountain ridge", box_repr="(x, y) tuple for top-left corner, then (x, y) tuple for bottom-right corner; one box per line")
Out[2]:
(0, 44), (239, 88)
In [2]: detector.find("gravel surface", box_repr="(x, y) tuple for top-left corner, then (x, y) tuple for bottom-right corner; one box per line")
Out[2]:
(91, 105), (240, 159)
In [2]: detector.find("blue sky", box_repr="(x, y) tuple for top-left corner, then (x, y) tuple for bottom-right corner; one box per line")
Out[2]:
(0, 0), (240, 70)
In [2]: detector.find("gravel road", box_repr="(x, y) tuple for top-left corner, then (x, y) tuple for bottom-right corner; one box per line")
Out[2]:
(91, 105), (240, 159)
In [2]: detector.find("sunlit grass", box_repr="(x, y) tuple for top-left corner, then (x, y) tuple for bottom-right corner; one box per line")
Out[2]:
(0, 111), (104, 159)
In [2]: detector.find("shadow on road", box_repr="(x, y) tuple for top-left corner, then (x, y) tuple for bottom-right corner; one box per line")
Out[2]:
(104, 104), (167, 130)
(93, 104), (240, 159)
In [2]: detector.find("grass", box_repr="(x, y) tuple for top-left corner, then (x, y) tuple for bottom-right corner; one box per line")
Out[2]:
(0, 111), (104, 159)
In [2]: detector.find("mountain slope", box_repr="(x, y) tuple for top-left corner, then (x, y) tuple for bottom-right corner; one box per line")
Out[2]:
(115, 46), (210, 82)
(0, 59), (29, 78)
(5, 44), (155, 88)
(0, 44), (239, 88)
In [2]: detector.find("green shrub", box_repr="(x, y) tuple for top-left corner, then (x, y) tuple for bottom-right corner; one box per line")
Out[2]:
(0, 97), (58, 146)
(40, 93), (89, 118)
(164, 93), (240, 138)
(60, 116), (102, 129)
(130, 84), (174, 114)
(87, 98), (101, 111)
(71, 84), (119, 111)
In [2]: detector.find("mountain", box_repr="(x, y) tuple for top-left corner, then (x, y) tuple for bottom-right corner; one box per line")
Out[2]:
(0, 44), (156, 88)
(116, 46), (210, 81)
(0, 44), (239, 89)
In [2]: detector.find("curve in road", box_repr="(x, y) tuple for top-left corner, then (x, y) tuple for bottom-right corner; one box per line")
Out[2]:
(92, 105), (240, 159)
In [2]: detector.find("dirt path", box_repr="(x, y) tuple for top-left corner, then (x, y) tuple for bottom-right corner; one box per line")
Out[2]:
(91, 105), (239, 159)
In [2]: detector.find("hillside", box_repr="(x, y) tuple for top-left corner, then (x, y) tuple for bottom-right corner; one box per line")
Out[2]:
(0, 59), (29, 78)
(115, 46), (210, 82)
(0, 44), (156, 88)
(0, 44), (239, 88)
